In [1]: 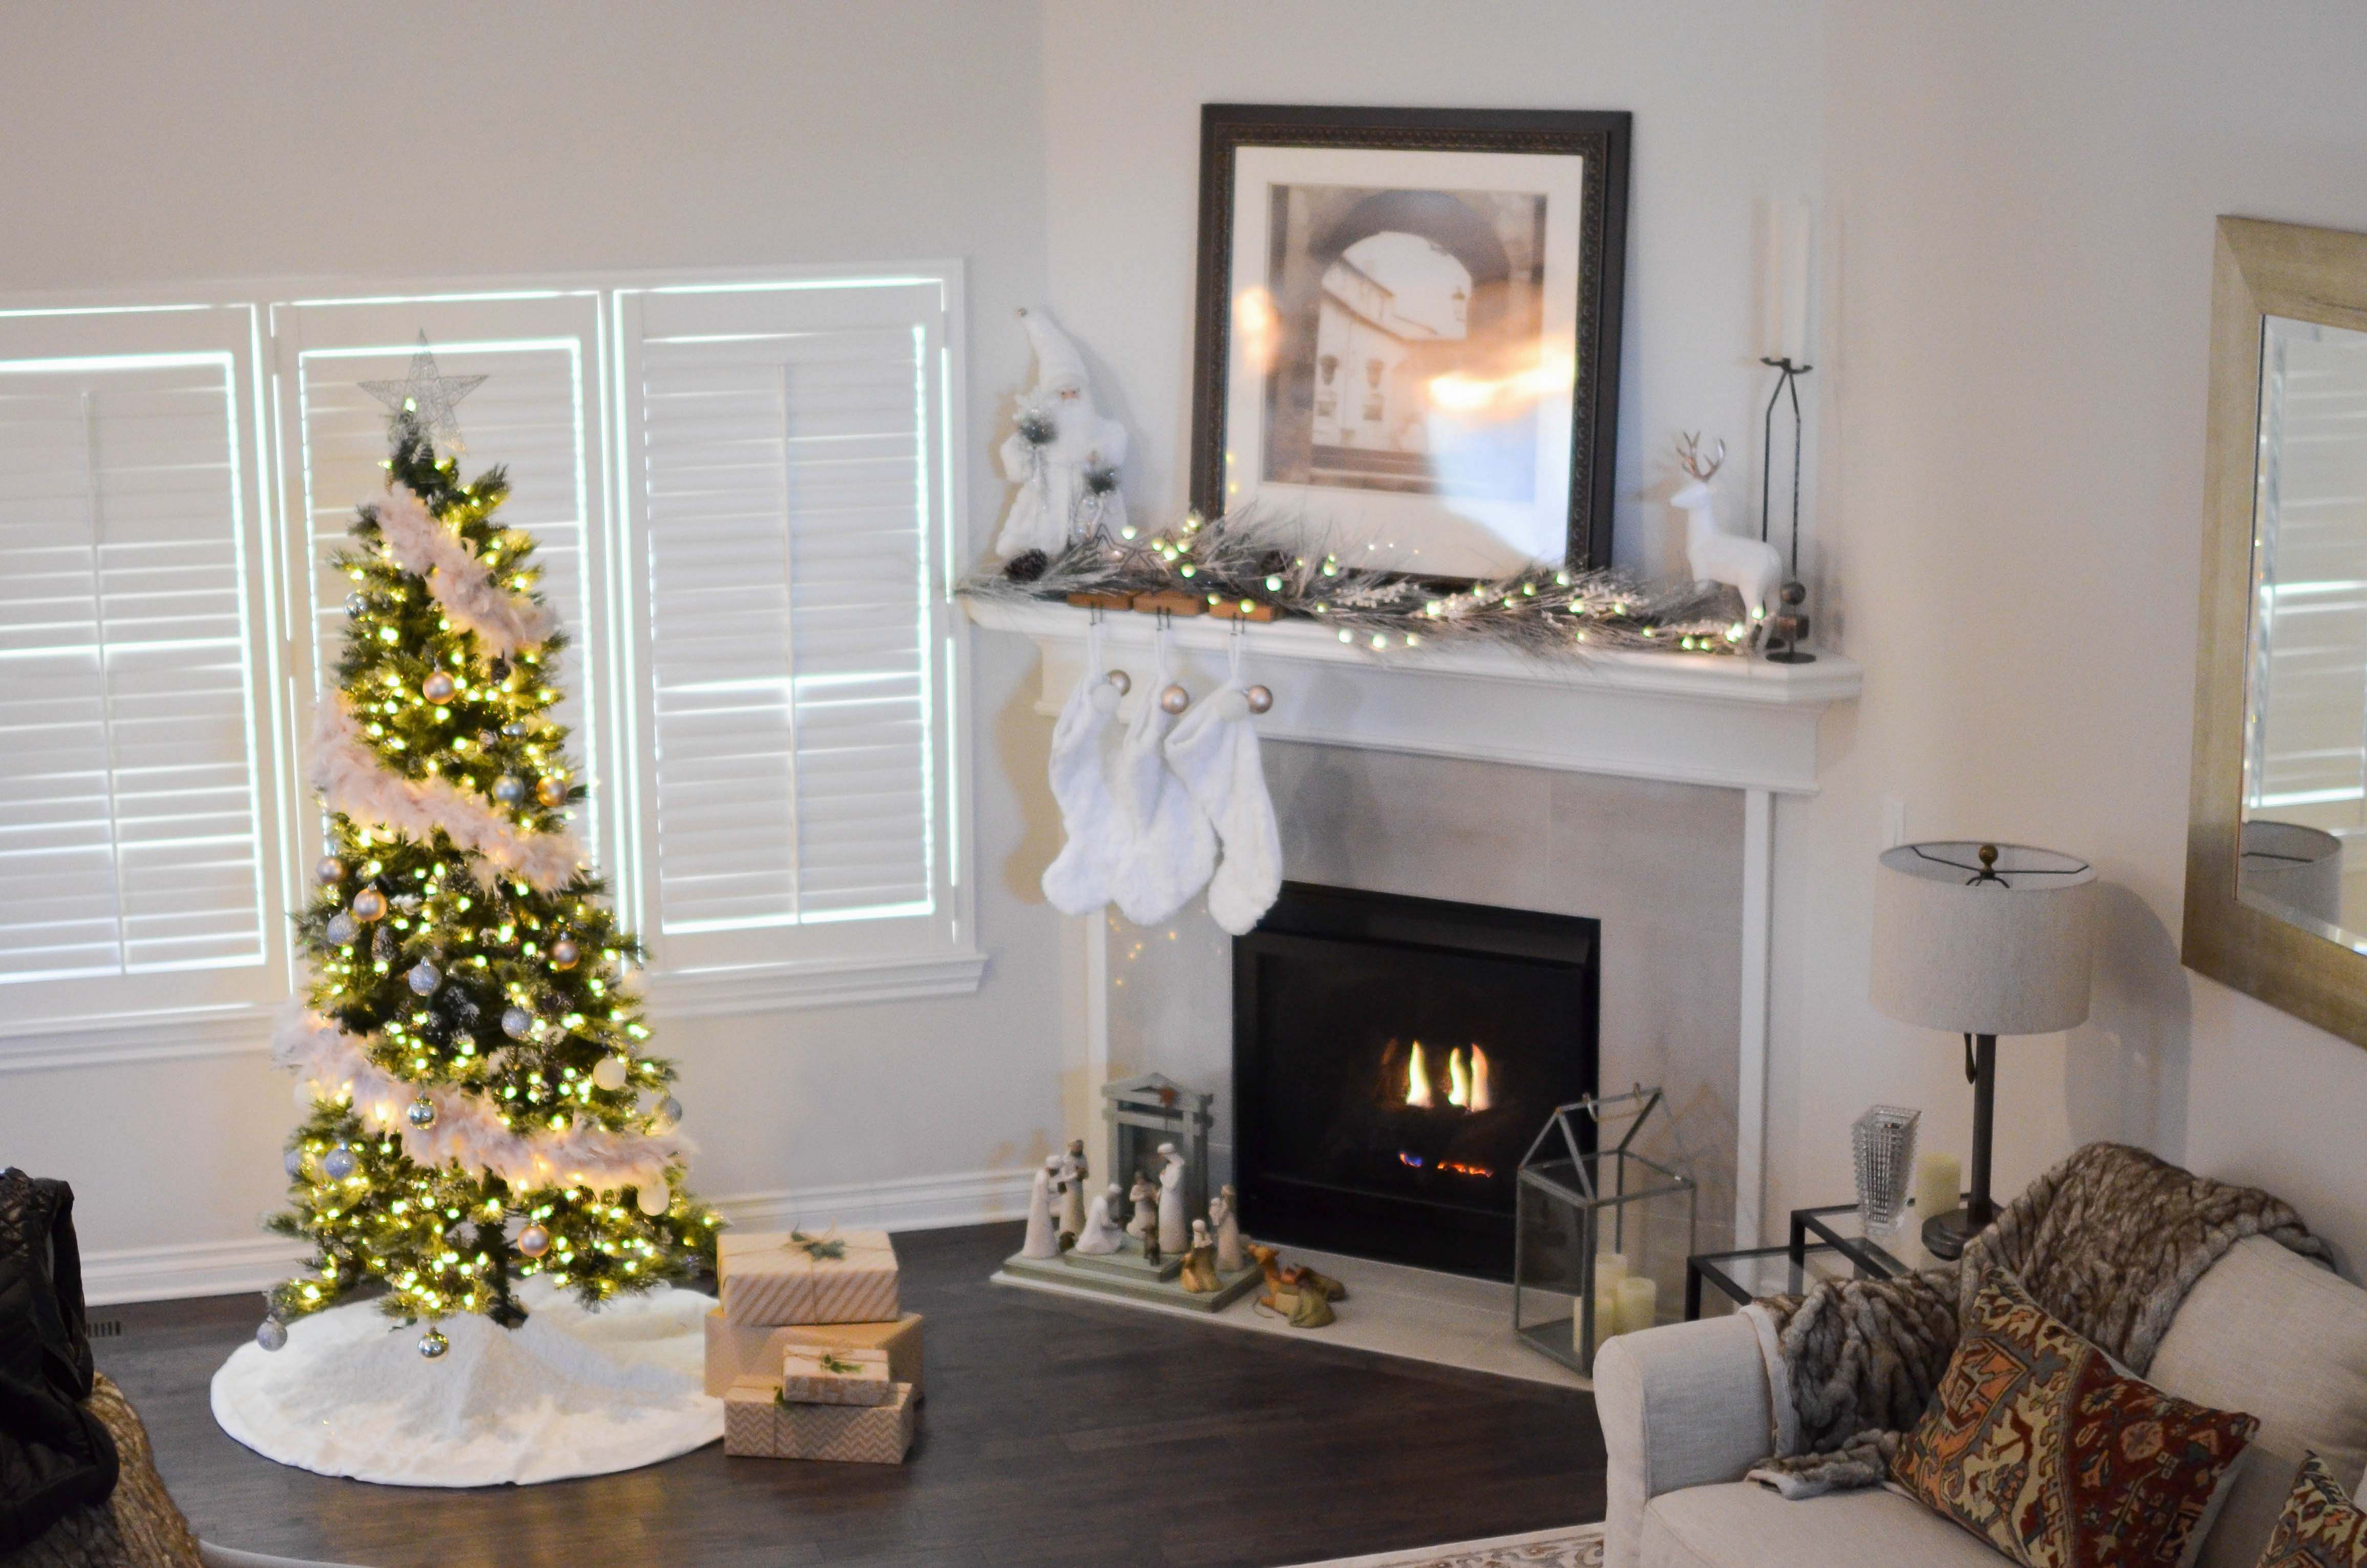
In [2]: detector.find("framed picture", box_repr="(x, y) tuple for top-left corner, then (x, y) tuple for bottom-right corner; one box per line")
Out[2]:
(1190, 103), (1630, 578)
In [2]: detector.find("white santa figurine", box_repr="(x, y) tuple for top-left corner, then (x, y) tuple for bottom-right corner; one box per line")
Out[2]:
(994, 308), (1128, 561)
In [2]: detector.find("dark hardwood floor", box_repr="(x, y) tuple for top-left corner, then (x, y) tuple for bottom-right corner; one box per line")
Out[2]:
(100, 1221), (1604, 1568)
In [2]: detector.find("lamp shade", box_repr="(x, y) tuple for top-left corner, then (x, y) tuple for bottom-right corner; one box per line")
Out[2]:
(1871, 842), (2097, 1037)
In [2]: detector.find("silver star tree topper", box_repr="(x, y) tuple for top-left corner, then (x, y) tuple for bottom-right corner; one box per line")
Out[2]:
(359, 333), (487, 452)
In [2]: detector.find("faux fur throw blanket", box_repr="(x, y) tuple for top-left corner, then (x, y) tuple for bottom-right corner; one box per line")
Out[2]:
(1744, 1142), (2331, 1498)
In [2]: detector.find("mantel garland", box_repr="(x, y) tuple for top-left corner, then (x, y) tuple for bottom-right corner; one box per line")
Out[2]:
(958, 509), (1753, 658)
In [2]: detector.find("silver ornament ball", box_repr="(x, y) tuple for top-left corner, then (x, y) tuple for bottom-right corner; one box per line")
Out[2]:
(1245, 684), (1274, 715)
(421, 671), (456, 703)
(653, 1095), (682, 1132)
(549, 937), (580, 971)
(406, 959), (440, 996)
(501, 721), (527, 738)
(502, 1006), (533, 1040)
(284, 1149), (303, 1178)
(322, 1146), (357, 1181)
(406, 1096), (437, 1130)
(418, 1328), (449, 1361)
(492, 775), (526, 805)
(314, 855), (345, 885)
(324, 912), (358, 946)
(1105, 670), (1131, 696)
(255, 1317), (288, 1352)
(517, 1225), (551, 1258)
(1159, 683), (1191, 715)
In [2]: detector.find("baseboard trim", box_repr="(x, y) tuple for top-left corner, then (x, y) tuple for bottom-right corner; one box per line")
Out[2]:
(79, 1167), (1034, 1306)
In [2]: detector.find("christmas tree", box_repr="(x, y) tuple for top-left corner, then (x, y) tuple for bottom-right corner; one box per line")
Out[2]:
(264, 359), (714, 1358)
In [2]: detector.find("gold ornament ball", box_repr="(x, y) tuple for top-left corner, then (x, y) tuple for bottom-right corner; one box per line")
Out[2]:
(1106, 670), (1131, 696)
(517, 1224), (551, 1258)
(314, 855), (345, 885)
(421, 671), (456, 703)
(351, 888), (388, 922)
(549, 937), (580, 971)
(1159, 683), (1191, 715)
(1245, 684), (1274, 715)
(535, 777), (567, 808)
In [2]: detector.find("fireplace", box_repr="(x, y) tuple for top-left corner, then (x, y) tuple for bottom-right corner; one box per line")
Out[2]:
(1232, 882), (1600, 1279)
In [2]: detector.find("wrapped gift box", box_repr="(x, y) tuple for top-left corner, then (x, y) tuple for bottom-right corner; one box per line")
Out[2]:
(781, 1345), (892, 1406)
(722, 1377), (916, 1464)
(718, 1229), (900, 1326)
(703, 1308), (925, 1398)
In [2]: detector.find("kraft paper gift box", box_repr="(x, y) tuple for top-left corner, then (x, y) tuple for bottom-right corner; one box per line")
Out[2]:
(722, 1377), (917, 1464)
(718, 1229), (900, 1326)
(703, 1308), (926, 1398)
(780, 1345), (892, 1406)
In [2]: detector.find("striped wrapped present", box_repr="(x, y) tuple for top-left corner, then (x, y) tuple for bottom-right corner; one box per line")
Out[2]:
(703, 1308), (925, 1398)
(781, 1345), (892, 1406)
(718, 1228), (900, 1326)
(722, 1377), (917, 1464)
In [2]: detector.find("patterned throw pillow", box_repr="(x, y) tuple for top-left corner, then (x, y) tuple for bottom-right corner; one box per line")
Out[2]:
(1892, 1269), (2258, 1568)
(2257, 1452), (2367, 1567)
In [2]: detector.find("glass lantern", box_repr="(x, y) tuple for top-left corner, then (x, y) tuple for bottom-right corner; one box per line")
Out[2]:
(1512, 1086), (1697, 1376)
(1102, 1071), (1214, 1234)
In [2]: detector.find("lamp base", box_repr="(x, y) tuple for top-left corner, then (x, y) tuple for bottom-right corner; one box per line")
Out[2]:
(1921, 1209), (1982, 1261)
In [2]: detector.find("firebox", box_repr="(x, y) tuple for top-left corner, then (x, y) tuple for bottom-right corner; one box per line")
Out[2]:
(1232, 882), (1600, 1279)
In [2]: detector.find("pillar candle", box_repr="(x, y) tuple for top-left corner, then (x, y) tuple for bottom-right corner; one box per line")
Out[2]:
(1577, 1278), (1623, 1358)
(1916, 1151), (1962, 1223)
(1615, 1275), (1659, 1337)
(1595, 1251), (1629, 1290)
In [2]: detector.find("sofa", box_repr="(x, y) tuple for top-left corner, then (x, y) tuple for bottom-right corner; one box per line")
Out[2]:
(1595, 1235), (2367, 1568)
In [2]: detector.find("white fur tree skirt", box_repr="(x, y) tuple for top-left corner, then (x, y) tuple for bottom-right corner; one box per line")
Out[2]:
(211, 1278), (722, 1486)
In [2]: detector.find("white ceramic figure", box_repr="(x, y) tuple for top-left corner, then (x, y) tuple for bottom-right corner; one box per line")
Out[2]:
(1156, 1142), (1189, 1256)
(1211, 1183), (1243, 1274)
(994, 309), (1129, 560)
(1021, 1159), (1061, 1259)
(1075, 1184), (1126, 1254)
(1672, 434), (1781, 626)
(1126, 1175), (1158, 1241)
(1056, 1139), (1088, 1241)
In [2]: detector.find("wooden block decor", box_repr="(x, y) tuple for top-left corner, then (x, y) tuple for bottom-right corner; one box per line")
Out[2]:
(1065, 591), (1134, 610)
(1208, 598), (1278, 621)
(1129, 591), (1206, 616)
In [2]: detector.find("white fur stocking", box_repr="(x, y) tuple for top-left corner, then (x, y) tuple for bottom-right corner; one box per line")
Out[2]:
(1108, 639), (1215, 926)
(1161, 663), (1282, 936)
(1041, 625), (1127, 915)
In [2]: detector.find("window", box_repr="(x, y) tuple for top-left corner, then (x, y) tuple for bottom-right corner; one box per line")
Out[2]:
(0, 305), (289, 1042)
(0, 267), (978, 1056)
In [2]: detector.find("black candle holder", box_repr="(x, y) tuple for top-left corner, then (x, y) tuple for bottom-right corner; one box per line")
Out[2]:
(1758, 356), (1816, 664)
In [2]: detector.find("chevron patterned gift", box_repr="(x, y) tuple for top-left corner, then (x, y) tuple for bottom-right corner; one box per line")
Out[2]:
(723, 1377), (917, 1464)
(717, 1228), (901, 1326)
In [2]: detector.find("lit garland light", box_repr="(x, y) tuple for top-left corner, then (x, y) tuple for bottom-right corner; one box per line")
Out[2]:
(264, 414), (718, 1346)
(962, 506), (1750, 657)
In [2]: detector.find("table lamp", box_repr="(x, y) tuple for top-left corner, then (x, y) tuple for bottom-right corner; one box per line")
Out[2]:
(1870, 842), (2096, 1259)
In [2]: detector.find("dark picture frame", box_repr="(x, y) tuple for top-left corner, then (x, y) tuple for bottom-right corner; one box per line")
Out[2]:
(1190, 103), (1630, 575)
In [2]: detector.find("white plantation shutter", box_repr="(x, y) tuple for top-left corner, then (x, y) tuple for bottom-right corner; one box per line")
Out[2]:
(0, 305), (286, 1028)
(618, 278), (964, 980)
(269, 296), (613, 861)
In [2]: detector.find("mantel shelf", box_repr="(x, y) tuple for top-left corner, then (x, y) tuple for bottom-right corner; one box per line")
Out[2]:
(965, 597), (1860, 796)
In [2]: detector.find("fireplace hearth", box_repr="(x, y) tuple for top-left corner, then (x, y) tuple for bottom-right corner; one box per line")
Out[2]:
(1233, 883), (1600, 1278)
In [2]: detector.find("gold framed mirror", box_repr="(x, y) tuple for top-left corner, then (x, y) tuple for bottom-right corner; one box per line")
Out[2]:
(2186, 216), (2367, 1044)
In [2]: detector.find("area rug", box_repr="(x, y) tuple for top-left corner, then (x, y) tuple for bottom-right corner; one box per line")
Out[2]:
(211, 1277), (721, 1486)
(1282, 1523), (1604, 1568)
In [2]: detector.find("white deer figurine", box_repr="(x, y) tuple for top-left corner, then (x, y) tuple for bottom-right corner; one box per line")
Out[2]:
(1673, 433), (1781, 627)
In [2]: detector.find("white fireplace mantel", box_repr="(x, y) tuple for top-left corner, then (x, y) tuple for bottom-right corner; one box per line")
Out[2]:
(965, 595), (1863, 1249)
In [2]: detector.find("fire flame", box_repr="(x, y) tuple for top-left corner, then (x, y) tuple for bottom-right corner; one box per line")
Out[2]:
(1447, 1048), (1469, 1108)
(1404, 1041), (1434, 1108)
(1469, 1046), (1492, 1112)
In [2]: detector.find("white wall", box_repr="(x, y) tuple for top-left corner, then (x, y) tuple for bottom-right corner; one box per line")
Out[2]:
(1778, 0), (2367, 1268)
(0, 1), (1070, 1286)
